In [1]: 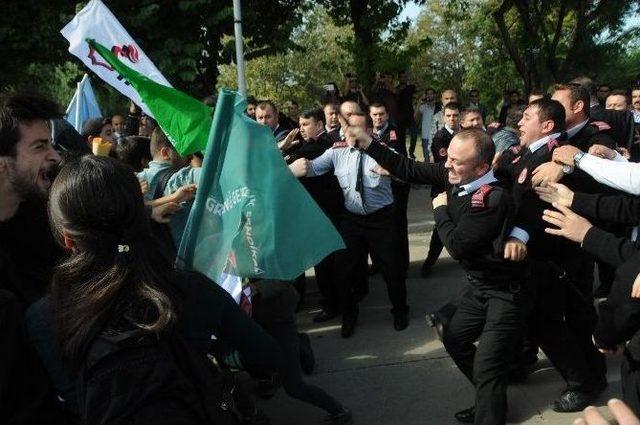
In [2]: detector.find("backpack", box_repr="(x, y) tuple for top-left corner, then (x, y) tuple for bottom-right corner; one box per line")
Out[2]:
(78, 322), (237, 425)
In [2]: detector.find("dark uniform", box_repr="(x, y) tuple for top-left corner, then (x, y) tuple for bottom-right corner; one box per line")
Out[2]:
(590, 104), (635, 151)
(327, 127), (341, 143)
(570, 191), (640, 414)
(287, 132), (344, 316)
(496, 139), (606, 400)
(366, 140), (526, 425)
(375, 123), (411, 274)
(423, 127), (455, 270)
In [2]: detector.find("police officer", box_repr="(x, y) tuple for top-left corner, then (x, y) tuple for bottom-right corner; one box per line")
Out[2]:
(287, 108), (344, 323)
(495, 98), (606, 412)
(289, 112), (409, 338)
(352, 128), (525, 425)
(370, 102), (410, 274)
(255, 100), (291, 143)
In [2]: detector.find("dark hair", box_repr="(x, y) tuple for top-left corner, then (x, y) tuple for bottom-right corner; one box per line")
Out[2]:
(246, 96), (257, 106)
(469, 89), (479, 95)
(554, 83), (591, 118)
(256, 100), (278, 113)
(509, 90), (520, 97)
(569, 76), (597, 98)
(81, 117), (111, 139)
(528, 98), (566, 132)
(323, 102), (339, 110)
(609, 89), (628, 97)
(116, 136), (152, 172)
(49, 155), (178, 365)
(505, 105), (526, 129)
(529, 89), (546, 98)
(444, 102), (461, 112)
(456, 129), (495, 167)
(0, 93), (62, 156)
(460, 107), (482, 121)
(299, 108), (324, 124)
(369, 102), (387, 112)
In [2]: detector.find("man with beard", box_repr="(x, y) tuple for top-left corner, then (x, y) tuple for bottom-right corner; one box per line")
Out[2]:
(0, 93), (66, 423)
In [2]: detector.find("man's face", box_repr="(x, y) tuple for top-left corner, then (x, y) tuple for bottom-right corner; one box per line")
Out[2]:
(460, 112), (483, 130)
(606, 94), (628, 111)
(324, 105), (339, 129)
(369, 106), (388, 129)
(518, 105), (548, 146)
(510, 93), (520, 104)
(469, 91), (480, 104)
(399, 73), (407, 84)
(255, 105), (278, 130)
(298, 117), (323, 141)
(286, 103), (299, 118)
(347, 115), (370, 134)
(3, 120), (61, 198)
(444, 137), (486, 185)
(632, 90), (640, 111)
(111, 115), (124, 134)
(442, 90), (457, 106)
(139, 115), (156, 137)
(443, 108), (460, 129)
(246, 103), (256, 118)
(597, 86), (611, 102)
(425, 90), (435, 103)
(100, 123), (114, 144)
(348, 76), (358, 90)
(340, 102), (360, 119)
(551, 89), (581, 127)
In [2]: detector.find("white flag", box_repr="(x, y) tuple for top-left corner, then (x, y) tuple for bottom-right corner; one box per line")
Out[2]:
(61, 0), (171, 117)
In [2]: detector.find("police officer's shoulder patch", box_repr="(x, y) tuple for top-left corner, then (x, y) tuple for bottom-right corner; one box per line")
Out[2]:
(590, 121), (611, 131)
(509, 144), (523, 155)
(471, 184), (494, 208)
(332, 141), (349, 149)
(546, 138), (559, 151)
(389, 130), (398, 141)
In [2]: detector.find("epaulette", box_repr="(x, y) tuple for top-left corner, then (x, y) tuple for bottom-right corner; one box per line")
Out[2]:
(547, 138), (559, 151)
(471, 184), (494, 208)
(590, 121), (611, 131)
(389, 130), (398, 141)
(509, 144), (523, 154)
(332, 141), (349, 149)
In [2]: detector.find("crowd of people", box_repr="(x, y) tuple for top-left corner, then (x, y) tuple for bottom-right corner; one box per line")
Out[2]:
(3, 69), (640, 425)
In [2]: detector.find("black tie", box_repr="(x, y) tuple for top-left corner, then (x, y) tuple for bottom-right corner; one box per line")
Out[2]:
(451, 185), (462, 195)
(356, 152), (366, 206)
(558, 131), (568, 141)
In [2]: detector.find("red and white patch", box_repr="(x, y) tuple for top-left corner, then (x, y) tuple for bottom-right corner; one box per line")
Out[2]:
(590, 121), (611, 131)
(438, 147), (447, 157)
(546, 138), (559, 150)
(471, 184), (494, 208)
(518, 167), (528, 184)
(389, 130), (398, 141)
(332, 141), (349, 149)
(511, 156), (521, 164)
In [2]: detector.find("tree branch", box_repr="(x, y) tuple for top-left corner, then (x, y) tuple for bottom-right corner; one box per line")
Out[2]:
(492, 0), (528, 83)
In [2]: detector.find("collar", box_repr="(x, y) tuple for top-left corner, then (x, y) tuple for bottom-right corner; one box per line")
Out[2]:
(374, 122), (389, 137)
(273, 124), (281, 134)
(528, 132), (562, 153)
(458, 170), (498, 196)
(444, 124), (455, 135)
(566, 119), (589, 139)
(326, 125), (338, 132)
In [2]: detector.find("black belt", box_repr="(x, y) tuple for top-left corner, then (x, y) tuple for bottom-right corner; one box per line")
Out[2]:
(466, 274), (522, 293)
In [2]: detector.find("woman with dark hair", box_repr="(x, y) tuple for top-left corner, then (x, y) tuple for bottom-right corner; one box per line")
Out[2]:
(38, 155), (280, 423)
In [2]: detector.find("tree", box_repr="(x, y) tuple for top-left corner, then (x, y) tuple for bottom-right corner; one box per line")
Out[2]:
(491, 0), (640, 92)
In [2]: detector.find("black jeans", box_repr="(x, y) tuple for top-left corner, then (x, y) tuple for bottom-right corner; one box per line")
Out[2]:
(392, 182), (410, 274)
(336, 206), (408, 318)
(442, 282), (527, 425)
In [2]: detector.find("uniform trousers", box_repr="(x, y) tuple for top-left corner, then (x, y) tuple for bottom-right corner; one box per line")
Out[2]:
(442, 281), (527, 425)
(336, 206), (408, 318)
(392, 182), (411, 274)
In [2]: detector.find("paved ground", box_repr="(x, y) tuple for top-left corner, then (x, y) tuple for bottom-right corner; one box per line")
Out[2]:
(254, 186), (622, 425)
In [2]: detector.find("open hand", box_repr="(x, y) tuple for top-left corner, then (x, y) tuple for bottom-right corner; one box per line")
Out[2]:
(503, 238), (527, 262)
(542, 203), (593, 243)
(534, 182), (574, 207)
(531, 162), (564, 187)
(573, 399), (640, 425)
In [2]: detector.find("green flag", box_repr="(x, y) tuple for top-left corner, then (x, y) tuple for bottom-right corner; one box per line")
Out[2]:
(176, 89), (345, 280)
(88, 39), (211, 155)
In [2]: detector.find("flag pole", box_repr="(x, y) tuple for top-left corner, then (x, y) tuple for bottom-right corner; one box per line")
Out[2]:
(232, 0), (247, 97)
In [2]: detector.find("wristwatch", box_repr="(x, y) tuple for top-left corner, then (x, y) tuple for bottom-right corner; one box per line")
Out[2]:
(573, 151), (586, 168)
(562, 164), (574, 175)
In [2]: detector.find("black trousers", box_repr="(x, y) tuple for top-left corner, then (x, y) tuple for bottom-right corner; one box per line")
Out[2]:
(398, 119), (418, 157)
(442, 282), (527, 425)
(392, 182), (410, 273)
(336, 206), (408, 318)
(314, 253), (340, 314)
(425, 229), (443, 265)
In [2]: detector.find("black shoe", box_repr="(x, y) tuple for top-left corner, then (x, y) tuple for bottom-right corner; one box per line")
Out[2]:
(454, 406), (475, 423)
(298, 332), (315, 375)
(393, 311), (409, 331)
(329, 407), (353, 425)
(341, 308), (358, 338)
(313, 309), (337, 323)
(551, 389), (597, 413)
(425, 313), (444, 341)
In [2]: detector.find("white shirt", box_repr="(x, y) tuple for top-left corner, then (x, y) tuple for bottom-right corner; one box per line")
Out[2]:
(418, 103), (436, 140)
(457, 170), (498, 196)
(578, 153), (640, 194)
